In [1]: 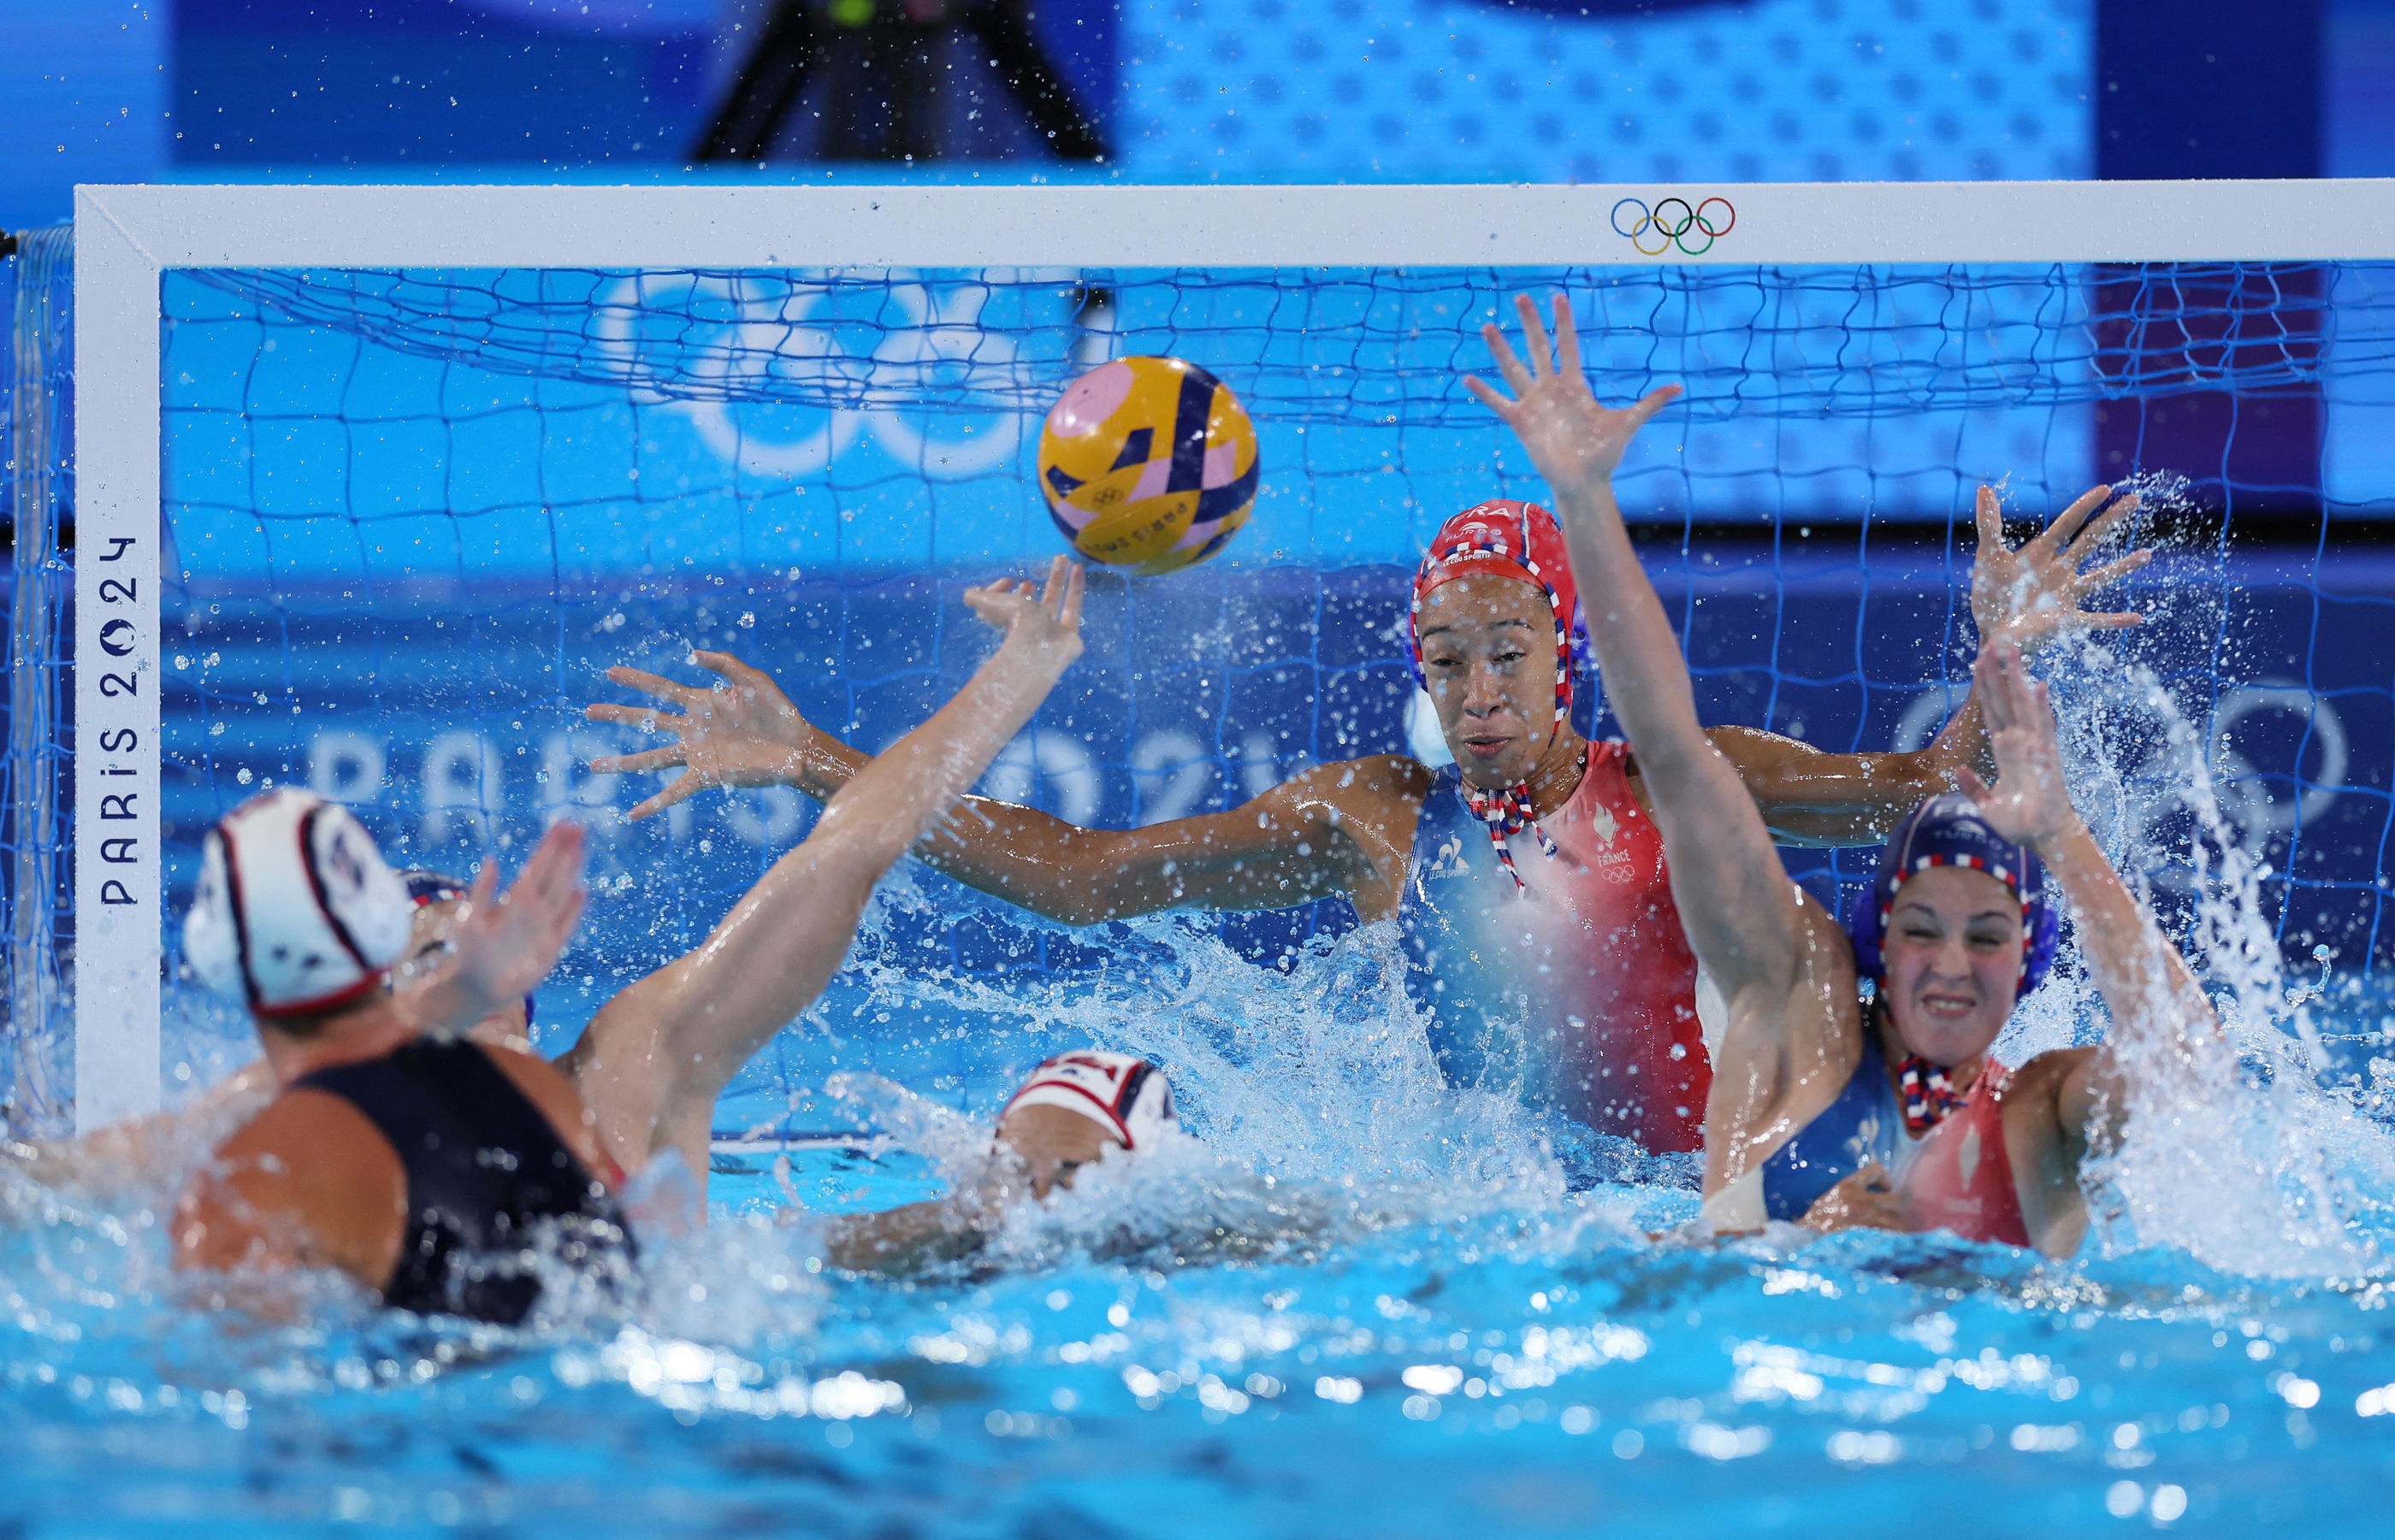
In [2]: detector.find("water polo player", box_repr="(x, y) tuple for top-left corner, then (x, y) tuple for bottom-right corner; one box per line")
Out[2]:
(815, 1050), (1182, 1274)
(169, 561), (1091, 1319)
(584, 437), (2148, 1161)
(1473, 291), (2216, 1252)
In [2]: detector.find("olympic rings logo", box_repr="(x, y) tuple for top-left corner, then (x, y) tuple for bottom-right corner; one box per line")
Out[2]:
(1611, 196), (1736, 257)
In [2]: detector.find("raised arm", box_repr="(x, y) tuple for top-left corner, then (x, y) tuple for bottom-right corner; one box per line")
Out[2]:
(585, 651), (1413, 926)
(1951, 640), (2216, 1142)
(567, 559), (1095, 1179)
(1468, 293), (1803, 999)
(1713, 483), (2152, 847)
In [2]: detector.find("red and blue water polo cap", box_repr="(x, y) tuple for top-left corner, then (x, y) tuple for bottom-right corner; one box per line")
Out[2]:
(1408, 499), (1589, 723)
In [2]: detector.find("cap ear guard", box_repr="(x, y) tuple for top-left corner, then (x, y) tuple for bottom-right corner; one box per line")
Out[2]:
(184, 829), (248, 1002)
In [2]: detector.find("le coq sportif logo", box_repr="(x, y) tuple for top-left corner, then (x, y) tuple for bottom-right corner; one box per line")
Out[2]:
(1611, 196), (1736, 256)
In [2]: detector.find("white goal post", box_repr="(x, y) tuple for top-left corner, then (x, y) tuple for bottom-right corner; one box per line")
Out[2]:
(69, 177), (2395, 1130)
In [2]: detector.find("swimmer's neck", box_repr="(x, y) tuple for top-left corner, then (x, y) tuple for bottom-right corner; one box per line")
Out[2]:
(1456, 725), (1590, 819)
(255, 993), (421, 1087)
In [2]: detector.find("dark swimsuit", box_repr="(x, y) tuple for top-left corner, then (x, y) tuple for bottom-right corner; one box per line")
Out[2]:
(295, 1037), (635, 1325)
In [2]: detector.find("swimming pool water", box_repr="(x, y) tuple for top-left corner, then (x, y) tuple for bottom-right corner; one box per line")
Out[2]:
(9, 895), (2395, 1540)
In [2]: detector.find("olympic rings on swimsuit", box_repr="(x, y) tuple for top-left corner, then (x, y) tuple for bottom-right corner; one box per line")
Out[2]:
(1610, 195), (1736, 257)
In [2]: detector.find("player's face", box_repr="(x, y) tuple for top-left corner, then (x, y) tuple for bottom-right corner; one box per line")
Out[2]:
(1416, 573), (1558, 788)
(995, 1102), (1124, 1200)
(1878, 865), (2022, 1066)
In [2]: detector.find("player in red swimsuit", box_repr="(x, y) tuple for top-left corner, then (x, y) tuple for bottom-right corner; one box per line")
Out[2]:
(1475, 290), (2221, 1254)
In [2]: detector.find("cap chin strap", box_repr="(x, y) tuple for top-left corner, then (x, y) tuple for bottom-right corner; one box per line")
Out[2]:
(1458, 738), (1582, 891)
(1874, 1000), (1976, 1136)
(1894, 1053), (1969, 1135)
(1464, 779), (1557, 890)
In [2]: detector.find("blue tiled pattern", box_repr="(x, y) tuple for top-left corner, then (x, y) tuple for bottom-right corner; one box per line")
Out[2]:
(1121, 0), (2092, 183)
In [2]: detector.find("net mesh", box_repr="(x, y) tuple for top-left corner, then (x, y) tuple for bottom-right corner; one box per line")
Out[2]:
(4, 227), (73, 1130)
(62, 256), (2395, 1102)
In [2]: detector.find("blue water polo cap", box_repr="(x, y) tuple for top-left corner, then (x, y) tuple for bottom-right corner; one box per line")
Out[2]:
(1845, 791), (2059, 997)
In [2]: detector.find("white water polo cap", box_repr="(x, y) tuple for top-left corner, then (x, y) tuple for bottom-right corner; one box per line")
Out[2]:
(999, 1051), (1180, 1151)
(183, 790), (415, 1017)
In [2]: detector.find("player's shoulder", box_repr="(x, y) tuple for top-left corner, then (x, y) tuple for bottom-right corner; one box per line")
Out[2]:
(1274, 754), (1438, 819)
(212, 1087), (400, 1192)
(2006, 1044), (2101, 1102)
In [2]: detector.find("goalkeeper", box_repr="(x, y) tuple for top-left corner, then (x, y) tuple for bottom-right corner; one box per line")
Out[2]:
(586, 469), (2147, 1164)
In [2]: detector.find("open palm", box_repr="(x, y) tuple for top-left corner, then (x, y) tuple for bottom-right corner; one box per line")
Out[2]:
(1971, 483), (2154, 654)
(1464, 292), (1680, 498)
(585, 652), (812, 822)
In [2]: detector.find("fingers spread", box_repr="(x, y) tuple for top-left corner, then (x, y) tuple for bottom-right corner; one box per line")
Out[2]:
(469, 859), (499, 914)
(2037, 484), (2111, 556)
(2073, 548), (2155, 593)
(1552, 292), (1583, 378)
(1516, 292), (1554, 380)
(588, 745), (683, 775)
(1624, 383), (1683, 432)
(1974, 484), (2003, 552)
(1058, 562), (1085, 628)
(585, 701), (678, 731)
(1463, 374), (1515, 415)
(1481, 322), (1535, 394)
(695, 651), (770, 689)
(2069, 495), (2143, 563)
(627, 774), (701, 822)
(606, 665), (695, 705)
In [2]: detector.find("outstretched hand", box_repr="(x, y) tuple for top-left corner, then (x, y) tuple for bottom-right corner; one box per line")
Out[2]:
(1954, 640), (2080, 851)
(1972, 483), (2152, 654)
(442, 821), (587, 1024)
(963, 554), (1085, 678)
(585, 652), (811, 822)
(1464, 292), (1681, 499)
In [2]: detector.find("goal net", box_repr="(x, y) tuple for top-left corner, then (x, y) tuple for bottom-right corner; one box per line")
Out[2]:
(28, 181), (2395, 1135)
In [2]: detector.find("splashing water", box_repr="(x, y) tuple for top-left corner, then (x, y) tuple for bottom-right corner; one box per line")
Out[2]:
(11, 586), (2395, 1533)
(2023, 625), (2395, 1281)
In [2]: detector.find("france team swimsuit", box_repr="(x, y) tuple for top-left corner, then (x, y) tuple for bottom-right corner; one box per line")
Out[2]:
(1397, 743), (1712, 1153)
(1706, 1030), (2032, 1247)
